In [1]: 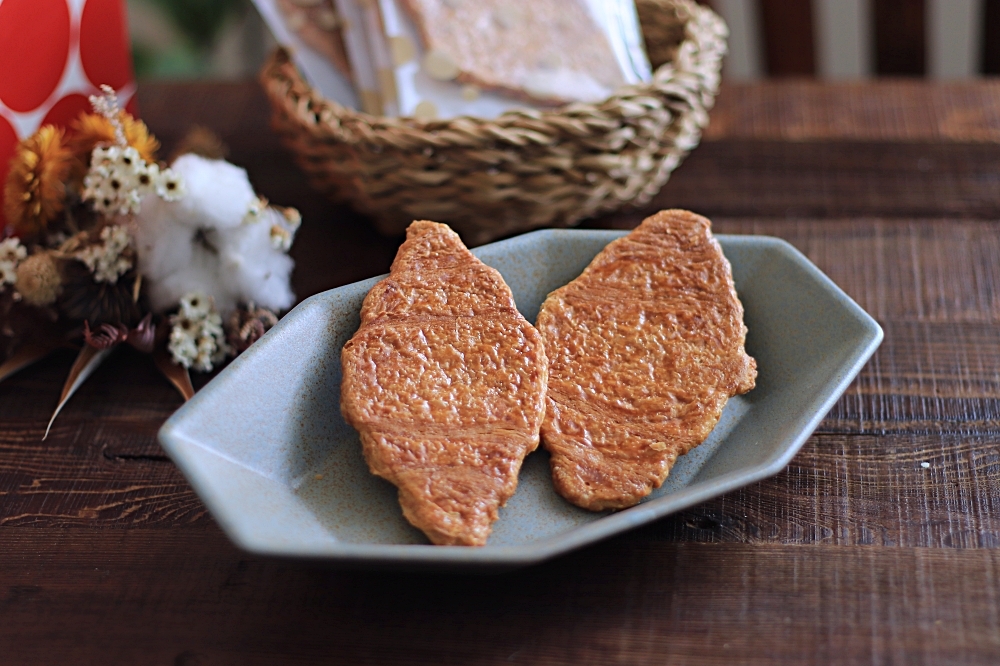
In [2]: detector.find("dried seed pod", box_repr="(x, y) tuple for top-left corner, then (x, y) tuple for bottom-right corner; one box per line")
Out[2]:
(58, 262), (143, 327)
(15, 252), (63, 307)
(225, 303), (279, 355)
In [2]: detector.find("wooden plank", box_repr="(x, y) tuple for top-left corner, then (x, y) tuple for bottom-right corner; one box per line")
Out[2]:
(705, 219), (1000, 324)
(6, 411), (1000, 547)
(704, 81), (1000, 141)
(2, 399), (999, 545)
(137, 82), (277, 158)
(0, 349), (208, 528)
(646, 141), (1000, 220)
(136, 80), (1000, 155)
(827, 320), (1000, 434)
(1, 531), (999, 664)
(658, 432), (1000, 547)
(713, 218), (1000, 434)
(874, 0), (926, 75)
(985, 0), (1000, 75)
(759, 0), (816, 76)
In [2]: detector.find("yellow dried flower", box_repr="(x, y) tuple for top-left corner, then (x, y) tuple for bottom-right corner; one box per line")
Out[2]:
(4, 125), (74, 238)
(70, 111), (160, 165)
(15, 251), (62, 306)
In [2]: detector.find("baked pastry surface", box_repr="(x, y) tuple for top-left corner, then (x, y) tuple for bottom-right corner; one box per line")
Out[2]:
(537, 210), (757, 510)
(341, 221), (548, 546)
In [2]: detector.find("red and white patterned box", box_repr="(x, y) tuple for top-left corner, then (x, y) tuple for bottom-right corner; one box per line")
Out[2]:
(0, 0), (135, 228)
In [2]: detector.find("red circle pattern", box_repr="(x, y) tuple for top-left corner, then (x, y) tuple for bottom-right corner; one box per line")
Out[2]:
(80, 0), (133, 90)
(0, 0), (72, 113)
(0, 0), (136, 229)
(42, 93), (92, 131)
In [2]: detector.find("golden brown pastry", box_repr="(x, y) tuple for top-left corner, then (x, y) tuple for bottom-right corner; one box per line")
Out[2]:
(340, 221), (548, 546)
(536, 210), (757, 511)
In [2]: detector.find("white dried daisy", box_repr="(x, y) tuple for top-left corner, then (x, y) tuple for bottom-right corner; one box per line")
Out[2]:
(156, 168), (185, 201)
(168, 320), (199, 365)
(134, 160), (160, 193)
(178, 292), (212, 319)
(168, 292), (230, 372)
(0, 237), (27, 289)
(76, 224), (133, 283)
(83, 145), (182, 217)
(81, 86), (183, 218)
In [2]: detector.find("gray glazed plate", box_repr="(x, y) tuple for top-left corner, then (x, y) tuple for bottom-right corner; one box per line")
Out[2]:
(159, 229), (882, 570)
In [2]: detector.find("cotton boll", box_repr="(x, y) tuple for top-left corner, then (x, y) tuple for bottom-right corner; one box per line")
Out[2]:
(137, 194), (232, 312)
(215, 215), (295, 312)
(135, 195), (200, 311)
(135, 155), (297, 315)
(135, 195), (190, 274)
(232, 248), (294, 312)
(148, 244), (229, 314)
(134, 198), (178, 268)
(170, 154), (257, 230)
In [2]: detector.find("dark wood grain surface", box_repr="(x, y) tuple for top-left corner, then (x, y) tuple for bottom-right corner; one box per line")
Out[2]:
(3, 80), (1000, 664)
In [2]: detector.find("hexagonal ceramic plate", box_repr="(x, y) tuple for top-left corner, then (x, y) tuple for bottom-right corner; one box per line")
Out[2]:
(159, 229), (882, 570)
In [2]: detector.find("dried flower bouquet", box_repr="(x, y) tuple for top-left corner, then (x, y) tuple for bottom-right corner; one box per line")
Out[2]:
(0, 87), (301, 436)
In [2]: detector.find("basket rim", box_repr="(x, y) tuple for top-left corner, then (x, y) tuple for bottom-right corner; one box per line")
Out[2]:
(259, 0), (727, 147)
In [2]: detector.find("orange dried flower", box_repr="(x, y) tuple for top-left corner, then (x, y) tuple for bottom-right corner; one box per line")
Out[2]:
(70, 111), (160, 165)
(4, 125), (74, 238)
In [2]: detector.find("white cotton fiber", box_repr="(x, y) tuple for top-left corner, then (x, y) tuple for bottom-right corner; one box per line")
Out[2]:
(169, 154), (258, 230)
(134, 154), (297, 315)
(216, 216), (296, 313)
(135, 196), (190, 275)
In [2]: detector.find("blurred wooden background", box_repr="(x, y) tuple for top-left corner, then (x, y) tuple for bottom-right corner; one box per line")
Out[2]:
(126, 0), (1000, 82)
(710, 0), (1000, 80)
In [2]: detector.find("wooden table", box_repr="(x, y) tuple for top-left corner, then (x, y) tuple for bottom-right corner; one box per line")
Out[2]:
(3, 80), (1000, 664)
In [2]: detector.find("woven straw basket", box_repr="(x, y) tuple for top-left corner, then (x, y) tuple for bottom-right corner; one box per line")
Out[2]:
(260, 0), (726, 245)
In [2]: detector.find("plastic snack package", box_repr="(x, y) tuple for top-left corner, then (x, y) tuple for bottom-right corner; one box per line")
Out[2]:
(595, 0), (654, 86)
(332, 0), (388, 114)
(251, 0), (360, 109)
(347, 0), (400, 116)
(253, 0), (652, 120)
(376, 0), (653, 120)
(374, 0), (521, 120)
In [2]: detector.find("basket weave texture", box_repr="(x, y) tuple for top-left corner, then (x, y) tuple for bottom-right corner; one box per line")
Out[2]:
(260, 0), (727, 245)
